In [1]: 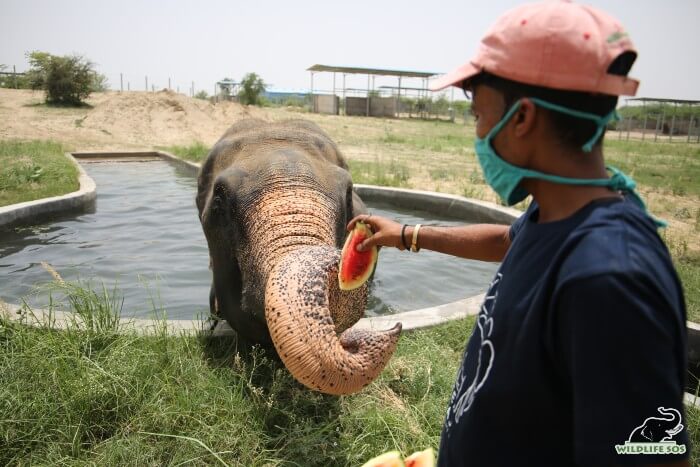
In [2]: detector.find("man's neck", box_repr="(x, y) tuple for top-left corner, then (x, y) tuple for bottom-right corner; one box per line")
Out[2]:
(523, 147), (621, 223)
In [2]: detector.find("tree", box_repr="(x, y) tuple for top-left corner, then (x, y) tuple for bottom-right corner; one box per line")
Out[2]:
(238, 73), (266, 106)
(25, 51), (104, 105)
(90, 72), (109, 92)
(194, 90), (209, 100)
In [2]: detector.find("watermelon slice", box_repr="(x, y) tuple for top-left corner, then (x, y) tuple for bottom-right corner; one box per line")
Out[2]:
(338, 221), (378, 291)
(360, 450), (404, 467)
(404, 448), (435, 467)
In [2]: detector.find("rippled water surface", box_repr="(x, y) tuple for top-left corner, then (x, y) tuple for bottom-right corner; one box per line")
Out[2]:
(0, 161), (498, 318)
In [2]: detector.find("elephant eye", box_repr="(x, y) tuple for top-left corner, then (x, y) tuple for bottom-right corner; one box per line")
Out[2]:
(212, 195), (223, 213)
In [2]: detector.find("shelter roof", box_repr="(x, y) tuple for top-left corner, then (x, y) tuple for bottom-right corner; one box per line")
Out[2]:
(627, 97), (700, 105)
(307, 64), (438, 78)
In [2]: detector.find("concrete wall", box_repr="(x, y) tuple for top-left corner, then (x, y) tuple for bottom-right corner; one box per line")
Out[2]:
(345, 97), (368, 116)
(312, 94), (339, 115)
(369, 97), (397, 118)
(344, 96), (397, 118)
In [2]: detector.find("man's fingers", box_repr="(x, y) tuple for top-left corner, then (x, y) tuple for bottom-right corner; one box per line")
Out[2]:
(347, 215), (365, 231)
(347, 214), (374, 231)
(357, 233), (381, 252)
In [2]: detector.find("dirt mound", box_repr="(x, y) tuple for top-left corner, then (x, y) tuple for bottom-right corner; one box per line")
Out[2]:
(0, 88), (264, 150)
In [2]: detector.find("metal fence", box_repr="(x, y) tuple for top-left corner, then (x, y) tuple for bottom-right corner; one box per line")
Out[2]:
(615, 98), (700, 144)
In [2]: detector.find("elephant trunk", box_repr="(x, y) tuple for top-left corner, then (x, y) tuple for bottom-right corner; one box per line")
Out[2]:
(658, 407), (683, 435)
(265, 245), (401, 395)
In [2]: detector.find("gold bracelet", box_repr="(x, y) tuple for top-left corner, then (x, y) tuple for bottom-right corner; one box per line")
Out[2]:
(411, 224), (422, 252)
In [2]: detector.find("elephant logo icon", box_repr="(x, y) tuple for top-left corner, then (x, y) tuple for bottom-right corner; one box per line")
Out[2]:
(615, 407), (687, 456)
(627, 407), (683, 443)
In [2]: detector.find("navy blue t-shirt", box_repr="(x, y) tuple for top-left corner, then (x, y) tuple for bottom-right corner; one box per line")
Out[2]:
(438, 196), (689, 466)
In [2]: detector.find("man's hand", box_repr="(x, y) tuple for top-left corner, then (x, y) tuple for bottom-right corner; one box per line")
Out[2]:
(347, 214), (405, 251)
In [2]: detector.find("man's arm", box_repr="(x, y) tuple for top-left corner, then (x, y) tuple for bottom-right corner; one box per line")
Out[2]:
(405, 224), (510, 262)
(347, 215), (510, 262)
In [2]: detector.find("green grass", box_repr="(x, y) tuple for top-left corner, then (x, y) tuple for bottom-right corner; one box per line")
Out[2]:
(161, 142), (210, 163)
(687, 404), (700, 467)
(349, 159), (411, 188)
(0, 281), (472, 465)
(605, 140), (700, 197)
(3, 280), (700, 464)
(0, 140), (78, 207)
(379, 124), (472, 155)
(667, 239), (700, 323)
(428, 167), (457, 181)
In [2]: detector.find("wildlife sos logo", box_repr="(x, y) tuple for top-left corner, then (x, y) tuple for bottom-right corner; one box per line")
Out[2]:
(443, 273), (501, 436)
(615, 407), (687, 455)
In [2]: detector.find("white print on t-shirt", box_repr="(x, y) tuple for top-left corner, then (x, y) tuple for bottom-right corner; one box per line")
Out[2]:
(444, 273), (501, 435)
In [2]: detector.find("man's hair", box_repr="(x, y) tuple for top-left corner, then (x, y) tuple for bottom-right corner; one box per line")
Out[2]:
(469, 52), (636, 149)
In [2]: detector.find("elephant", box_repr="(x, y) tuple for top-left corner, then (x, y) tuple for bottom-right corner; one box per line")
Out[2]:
(627, 407), (683, 443)
(196, 118), (401, 395)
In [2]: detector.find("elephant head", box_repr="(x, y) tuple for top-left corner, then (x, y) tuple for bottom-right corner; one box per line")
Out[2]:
(196, 119), (401, 395)
(628, 407), (683, 443)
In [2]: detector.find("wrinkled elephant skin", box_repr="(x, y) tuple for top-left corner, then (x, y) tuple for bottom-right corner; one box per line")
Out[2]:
(196, 119), (401, 394)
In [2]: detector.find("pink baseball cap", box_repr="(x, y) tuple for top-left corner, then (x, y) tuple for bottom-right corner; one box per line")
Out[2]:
(429, 0), (639, 96)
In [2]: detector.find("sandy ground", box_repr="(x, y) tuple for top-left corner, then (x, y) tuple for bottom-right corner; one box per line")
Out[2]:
(0, 88), (263, 150)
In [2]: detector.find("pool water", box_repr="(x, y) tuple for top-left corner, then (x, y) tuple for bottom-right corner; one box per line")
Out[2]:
(0, 161), (498, 319)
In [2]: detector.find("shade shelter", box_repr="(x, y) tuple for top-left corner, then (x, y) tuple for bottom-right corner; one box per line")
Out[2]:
(306, 64), (443, 118)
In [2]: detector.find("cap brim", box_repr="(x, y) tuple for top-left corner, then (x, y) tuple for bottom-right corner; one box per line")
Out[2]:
(429, 61), (481, 91)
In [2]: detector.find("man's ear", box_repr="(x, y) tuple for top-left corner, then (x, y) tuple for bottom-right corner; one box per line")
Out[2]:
(513, 98), (537, 138)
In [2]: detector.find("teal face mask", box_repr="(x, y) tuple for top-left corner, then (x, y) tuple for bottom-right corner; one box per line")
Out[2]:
(473, 97), (666, 227)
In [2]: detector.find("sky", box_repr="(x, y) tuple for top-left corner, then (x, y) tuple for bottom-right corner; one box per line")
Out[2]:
(2, 0), (699, 103)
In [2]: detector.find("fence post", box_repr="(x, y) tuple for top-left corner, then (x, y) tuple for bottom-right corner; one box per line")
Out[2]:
(13, 65), (17, 88)
(145, 76), (148, 92)
(618, 118), (623, 140)
(120, 73), (123, 92)
(168, 77), (171, 90)
(688, 116), (694, 143)
(366, 74), (370, 117)
(642, 113), (647, 141)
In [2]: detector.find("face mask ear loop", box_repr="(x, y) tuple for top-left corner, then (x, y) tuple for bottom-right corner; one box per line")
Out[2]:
(606, 165), (668, 228)
(582, 110), (621, 153)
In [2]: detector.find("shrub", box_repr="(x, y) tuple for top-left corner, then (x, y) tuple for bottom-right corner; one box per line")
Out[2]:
(25, 51), (104, 105)
(90, 72), (109, 92)
(238, 72), (266, 106)
(194, 90), (209, 100)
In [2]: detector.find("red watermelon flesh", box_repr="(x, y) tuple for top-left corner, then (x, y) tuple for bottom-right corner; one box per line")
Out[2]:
(404, 448), (435, 467)
(338, 221), (378, 291)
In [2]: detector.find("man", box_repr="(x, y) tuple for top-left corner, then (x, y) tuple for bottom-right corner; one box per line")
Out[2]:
(348, 1), (689, 465)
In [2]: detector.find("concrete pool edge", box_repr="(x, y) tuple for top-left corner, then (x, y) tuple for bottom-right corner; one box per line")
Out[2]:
(0, 152), (97, 227)
(354, 184), (521, 225)
(0, 293), (484, 337)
